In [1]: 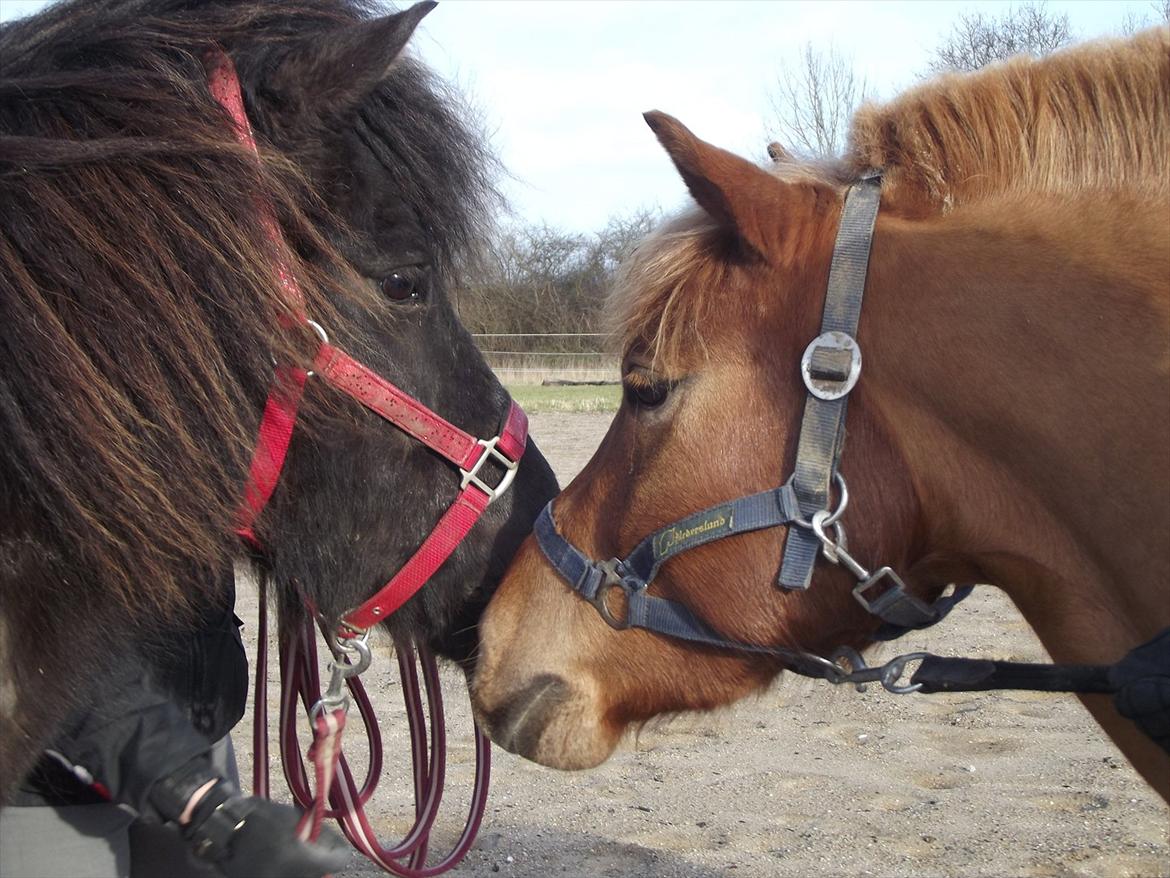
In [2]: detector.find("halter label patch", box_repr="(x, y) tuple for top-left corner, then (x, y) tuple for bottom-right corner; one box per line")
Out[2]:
(653, 506), (735, 558)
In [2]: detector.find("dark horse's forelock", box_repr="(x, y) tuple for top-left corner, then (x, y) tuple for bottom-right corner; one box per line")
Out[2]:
(354, 58), (499, 272)
(0, 0), (495, 617)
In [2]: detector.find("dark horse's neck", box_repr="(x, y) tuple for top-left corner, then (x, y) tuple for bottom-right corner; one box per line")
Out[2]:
(861, 188), (1170, 797)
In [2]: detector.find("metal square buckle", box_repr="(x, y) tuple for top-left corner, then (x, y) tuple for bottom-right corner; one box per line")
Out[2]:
(460, 435), (519, 504)
(852, 566), (910, 614)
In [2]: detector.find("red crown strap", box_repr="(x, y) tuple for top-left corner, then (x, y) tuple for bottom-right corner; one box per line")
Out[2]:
(204, 48), (305, 315)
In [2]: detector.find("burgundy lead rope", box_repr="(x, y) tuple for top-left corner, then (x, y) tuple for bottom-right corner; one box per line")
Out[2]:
(205, 47), (501, 874)
(250, 580), (491, 876)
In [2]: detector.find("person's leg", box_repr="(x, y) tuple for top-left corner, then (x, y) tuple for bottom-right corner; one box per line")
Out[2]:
(0, 803), (133, 878)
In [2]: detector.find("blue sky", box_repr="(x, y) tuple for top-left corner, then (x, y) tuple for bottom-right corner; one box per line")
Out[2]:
(2, 1), (1162, 231)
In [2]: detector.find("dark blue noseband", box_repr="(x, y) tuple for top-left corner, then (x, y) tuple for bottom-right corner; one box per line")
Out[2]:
(534, 484), (801, 642)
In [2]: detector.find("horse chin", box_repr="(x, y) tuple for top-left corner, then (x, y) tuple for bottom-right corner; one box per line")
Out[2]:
(471, 670), (618, 770)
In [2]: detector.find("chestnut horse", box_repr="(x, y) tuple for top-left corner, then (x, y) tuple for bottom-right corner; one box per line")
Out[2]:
(0, 0), (557, 798)
(471, 28), (1170, 801)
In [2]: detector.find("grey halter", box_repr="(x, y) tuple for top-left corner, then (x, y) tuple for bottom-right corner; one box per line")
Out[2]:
(531, 172), (1170, 726)
(533, 173), (970, 692)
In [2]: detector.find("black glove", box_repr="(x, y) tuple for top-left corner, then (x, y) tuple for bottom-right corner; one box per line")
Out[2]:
(152, 762), (352, 878)
(1110, 627), (1170, 755)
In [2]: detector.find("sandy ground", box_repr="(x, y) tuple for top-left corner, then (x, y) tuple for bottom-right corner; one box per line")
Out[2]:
(235, 411), (1170, 878)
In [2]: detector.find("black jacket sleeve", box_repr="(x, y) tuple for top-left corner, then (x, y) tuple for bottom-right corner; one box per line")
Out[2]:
(15, 573), (249, 816)
(40, 644), (218, 819)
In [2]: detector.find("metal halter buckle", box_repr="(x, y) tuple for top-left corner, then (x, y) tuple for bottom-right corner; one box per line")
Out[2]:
(589, 559), (642, 630)
(460, 435), (519, 504)
(801, 331), (862, 400)
(788, 471), (850, 530)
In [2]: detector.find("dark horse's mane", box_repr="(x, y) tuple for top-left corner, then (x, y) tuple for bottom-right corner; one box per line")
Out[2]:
(0, 0), (496, 617)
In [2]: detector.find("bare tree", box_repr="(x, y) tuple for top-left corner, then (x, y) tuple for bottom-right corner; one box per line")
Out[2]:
(1122, 0), (1170, 34)
(929, 1), (1073, 73)
(766, 43), (867, 159)
(455, 210), (659, 346)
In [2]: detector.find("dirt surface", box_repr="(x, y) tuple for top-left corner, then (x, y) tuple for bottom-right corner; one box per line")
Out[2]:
(235, 412), (1170, 878)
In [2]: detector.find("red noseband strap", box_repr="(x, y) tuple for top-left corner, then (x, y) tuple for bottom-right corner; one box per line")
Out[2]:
(335, 385), (527, 632)
(236, 345), (528, 632)
(313, 344), (524, 472)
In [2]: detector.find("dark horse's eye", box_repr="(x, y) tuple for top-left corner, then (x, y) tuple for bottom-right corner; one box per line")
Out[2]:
(380, 271), (423, 302)
(624, 376), (672, 409)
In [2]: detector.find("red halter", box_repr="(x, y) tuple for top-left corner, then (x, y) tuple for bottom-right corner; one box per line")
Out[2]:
(206, 51), (527, 633)
(205, 48), (519, 873)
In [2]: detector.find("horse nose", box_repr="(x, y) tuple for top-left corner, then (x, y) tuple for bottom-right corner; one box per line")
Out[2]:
(480, 673), (571, 758)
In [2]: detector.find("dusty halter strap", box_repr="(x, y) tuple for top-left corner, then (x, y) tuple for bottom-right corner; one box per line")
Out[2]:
(206, 47), (517, 871)
(535, 174), (1169, 717)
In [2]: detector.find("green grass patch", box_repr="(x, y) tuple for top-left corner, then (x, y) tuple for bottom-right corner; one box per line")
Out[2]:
(507, 384), (621, 413)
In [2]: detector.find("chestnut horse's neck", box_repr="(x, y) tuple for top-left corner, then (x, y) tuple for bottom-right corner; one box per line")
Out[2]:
(861, 187), (1170, 663)
(855, 188), (1170, 796)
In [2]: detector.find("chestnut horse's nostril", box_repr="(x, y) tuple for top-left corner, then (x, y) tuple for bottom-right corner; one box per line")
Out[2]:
(484, 674), (571, 757)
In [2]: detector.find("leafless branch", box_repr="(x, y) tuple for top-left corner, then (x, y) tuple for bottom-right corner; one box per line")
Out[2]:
(929, 1), (1073, 73)
(766, 43), (867, 159)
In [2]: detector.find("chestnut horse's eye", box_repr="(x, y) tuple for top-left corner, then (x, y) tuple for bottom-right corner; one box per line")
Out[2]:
(624, 377), (671, 409)
(380, 271), (423, 302)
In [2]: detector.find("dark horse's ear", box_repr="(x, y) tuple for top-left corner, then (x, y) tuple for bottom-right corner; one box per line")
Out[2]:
(266, 1), (436, 117)
(644, 110), (818, 264)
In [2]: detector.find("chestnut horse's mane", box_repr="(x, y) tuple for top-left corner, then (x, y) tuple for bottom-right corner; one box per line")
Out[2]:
(848, 27), (1170, 210)
(615, 27), (1170, 370)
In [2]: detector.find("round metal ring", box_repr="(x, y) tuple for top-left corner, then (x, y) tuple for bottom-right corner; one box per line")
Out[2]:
(306, 319), (329, 345)
(302, 320), (329, 378)
(788, 472), (849, 529)
(591, 578), (634, 630)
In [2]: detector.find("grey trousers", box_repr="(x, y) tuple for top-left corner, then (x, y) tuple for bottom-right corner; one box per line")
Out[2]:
(0, 738), (237, 878)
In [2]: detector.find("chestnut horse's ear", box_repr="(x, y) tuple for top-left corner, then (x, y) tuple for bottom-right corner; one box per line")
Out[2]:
(266, 1), (436, 117)
(645, 111), (804, 263)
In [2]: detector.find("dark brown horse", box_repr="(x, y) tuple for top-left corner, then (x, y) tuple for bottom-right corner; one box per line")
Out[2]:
(471, 28), (1170, 801)
(0, 0), (557, 798)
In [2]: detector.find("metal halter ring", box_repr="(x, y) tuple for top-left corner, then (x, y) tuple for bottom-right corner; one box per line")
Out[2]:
(303, 320), (329, 378)
(311, 635), (371, 719)
(789, 471), (849, 530)
(335, 634), (372, 679)
(589, 559), (639, 631)
(305, 319), (329, 345)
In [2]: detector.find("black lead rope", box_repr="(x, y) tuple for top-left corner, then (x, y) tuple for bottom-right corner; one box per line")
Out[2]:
(911, 656), (1115, 694)
(914, 630), (1170, 755)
